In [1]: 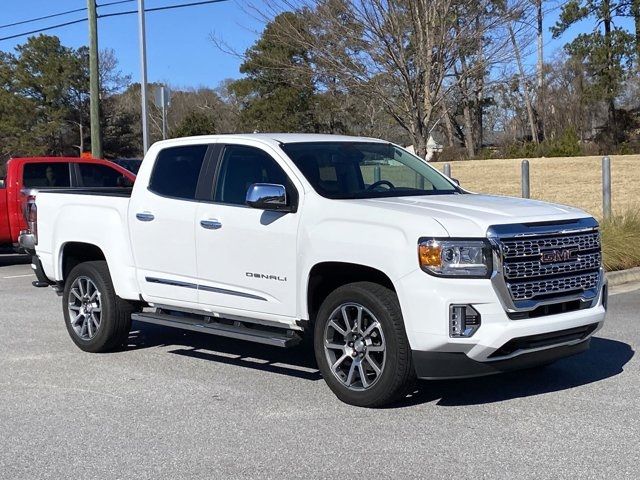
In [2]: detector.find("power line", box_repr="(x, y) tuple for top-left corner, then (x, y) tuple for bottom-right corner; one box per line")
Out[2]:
(99, 0), (139, 7)
(0, 18), (88, 42)
(98, 0), (229, 19)
(0, 0), (229, 43)
(0, 8), (86, 30)
(0, 1), (135, 31)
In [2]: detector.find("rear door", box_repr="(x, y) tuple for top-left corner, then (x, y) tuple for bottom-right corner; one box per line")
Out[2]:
(194, 143), (301, 318)
(128, 144), (213, 306)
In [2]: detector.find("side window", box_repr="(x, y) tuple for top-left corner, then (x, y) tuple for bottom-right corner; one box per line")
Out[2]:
(214, 145), (292, 206)
(78, 163), (130, 187)
(23, 163), (71, 188)
(148, 145), (208, 200)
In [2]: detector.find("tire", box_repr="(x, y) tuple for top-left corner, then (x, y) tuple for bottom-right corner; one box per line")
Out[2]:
(62, 261), (133, 353)
(314, 281), (414, 407)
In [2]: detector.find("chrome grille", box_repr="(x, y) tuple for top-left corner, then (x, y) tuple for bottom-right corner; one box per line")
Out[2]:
(504, 252), (601, 279)
(501, 231), (600, 258)
(508, 271), (600, 301)
(489, 219), (603, 312)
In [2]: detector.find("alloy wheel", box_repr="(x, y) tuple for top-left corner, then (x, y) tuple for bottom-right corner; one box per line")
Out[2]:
(67, 276), (102, 340)
(323, 303), (386, 391)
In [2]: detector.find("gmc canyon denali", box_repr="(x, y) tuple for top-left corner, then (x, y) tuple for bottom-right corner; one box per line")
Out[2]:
(22, 134), (607, 407)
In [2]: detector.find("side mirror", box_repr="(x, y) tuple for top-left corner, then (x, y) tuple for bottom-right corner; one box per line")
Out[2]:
(245, 183), (290, 211)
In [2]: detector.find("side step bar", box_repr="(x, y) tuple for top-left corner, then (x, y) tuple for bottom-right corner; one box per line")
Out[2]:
(131, 311), (302, 348)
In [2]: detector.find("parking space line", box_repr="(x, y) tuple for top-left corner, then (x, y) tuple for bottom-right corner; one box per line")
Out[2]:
(2, 274), (33, 279)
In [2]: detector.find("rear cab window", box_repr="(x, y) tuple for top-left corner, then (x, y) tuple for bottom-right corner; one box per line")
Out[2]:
(148, 145), (209, 200)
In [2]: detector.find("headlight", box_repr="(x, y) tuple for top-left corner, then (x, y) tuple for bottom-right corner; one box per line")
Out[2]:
(418, 238), (493, 278)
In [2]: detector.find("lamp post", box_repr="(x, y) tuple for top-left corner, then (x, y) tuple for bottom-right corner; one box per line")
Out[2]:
(138, 0), (150, 154)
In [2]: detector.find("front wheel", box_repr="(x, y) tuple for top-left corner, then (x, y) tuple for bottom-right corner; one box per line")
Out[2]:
(314, 282), (414, 407)
(63, 261), (133, 353)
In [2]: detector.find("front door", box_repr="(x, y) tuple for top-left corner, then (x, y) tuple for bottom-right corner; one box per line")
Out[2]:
(195, 144), (301, 319)
(129, 144), (210, 306)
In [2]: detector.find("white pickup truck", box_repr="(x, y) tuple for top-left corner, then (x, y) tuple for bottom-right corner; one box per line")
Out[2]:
(23, 134), (607, 407)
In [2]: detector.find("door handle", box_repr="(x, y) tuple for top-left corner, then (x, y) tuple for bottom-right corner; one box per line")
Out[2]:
(200, 219), (222, 230)
(136, 212), (155, 222)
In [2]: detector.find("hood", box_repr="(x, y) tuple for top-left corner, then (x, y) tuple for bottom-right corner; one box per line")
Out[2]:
(350, 194), (591, 237)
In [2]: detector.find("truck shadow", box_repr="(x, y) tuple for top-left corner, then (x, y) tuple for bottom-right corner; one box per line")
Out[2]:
(0, 253), (30, 267)
(126, 324), (633, 406)
(127, 321), (322, 381)
(396, 337), (634, 408)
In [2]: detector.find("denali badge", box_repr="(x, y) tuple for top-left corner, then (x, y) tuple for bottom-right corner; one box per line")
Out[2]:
(540, 249), (577, 263)
(246, 272), (287, 282)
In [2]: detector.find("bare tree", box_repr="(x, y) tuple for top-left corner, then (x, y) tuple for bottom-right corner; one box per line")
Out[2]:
(244, 0), (519, 157)
(508, 22), (538, 143)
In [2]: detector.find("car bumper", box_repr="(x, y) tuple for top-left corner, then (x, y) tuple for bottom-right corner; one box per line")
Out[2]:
(396, 269), (607, 379)
(412, 337), (592, 379)
(17, 230), (36, 252)
(28, 254), (56, 288)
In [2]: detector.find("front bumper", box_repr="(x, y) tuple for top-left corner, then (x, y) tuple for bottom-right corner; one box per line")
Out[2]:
(412, 337), (592, 379)
(396, 268), (607, 379)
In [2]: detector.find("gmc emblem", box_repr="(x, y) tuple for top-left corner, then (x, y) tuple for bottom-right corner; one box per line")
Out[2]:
(540, 249), (577, 263)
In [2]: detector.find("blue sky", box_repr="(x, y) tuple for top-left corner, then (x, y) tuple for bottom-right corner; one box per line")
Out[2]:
(0, 0), (265, 88)
(0, 1), (634, 89)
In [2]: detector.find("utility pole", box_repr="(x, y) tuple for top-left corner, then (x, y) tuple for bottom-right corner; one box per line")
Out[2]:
(536, 0), (545, 141)
(87, 0), (102, 158)
(138, 0), (150, 154)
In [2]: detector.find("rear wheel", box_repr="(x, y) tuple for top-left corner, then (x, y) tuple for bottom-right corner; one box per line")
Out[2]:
(314, 282), (414, 407)
(63, 261), (133, 352)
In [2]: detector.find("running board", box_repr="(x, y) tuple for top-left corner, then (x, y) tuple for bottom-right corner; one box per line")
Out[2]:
(131, 311), (302, 348)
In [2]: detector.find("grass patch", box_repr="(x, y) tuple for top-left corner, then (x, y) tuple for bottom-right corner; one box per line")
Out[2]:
(601, 209), (640, 271)
(434, 154), (640, 217)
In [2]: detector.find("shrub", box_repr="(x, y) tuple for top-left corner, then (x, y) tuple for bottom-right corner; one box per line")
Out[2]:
(544, 128), (582, 157)
(600, 209), (640, 271)
(434, 146), (468, 162)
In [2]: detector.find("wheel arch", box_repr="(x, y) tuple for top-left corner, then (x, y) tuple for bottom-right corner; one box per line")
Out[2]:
(59, 241), (106, 281)
(305, 261), (396, 323)
(56, 240), (139, 300)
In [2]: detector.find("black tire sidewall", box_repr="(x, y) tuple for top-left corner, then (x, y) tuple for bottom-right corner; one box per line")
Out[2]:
(62, 262), (118, 352)
(314, 283), (410, 407)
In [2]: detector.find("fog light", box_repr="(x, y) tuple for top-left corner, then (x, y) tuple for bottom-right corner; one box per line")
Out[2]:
(449, 305), (481, 337)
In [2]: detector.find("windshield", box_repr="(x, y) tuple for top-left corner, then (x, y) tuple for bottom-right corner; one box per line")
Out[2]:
(281, 142), (458, 199)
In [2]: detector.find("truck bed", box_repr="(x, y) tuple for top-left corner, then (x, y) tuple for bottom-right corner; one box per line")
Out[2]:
(35, 189), (133, 280)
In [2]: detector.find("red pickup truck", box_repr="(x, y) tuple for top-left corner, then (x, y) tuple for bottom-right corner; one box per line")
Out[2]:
(0, 157), (135, 250)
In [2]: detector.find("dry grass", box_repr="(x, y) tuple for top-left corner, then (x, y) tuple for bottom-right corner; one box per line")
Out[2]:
(600, 210), (640, 271)
(433, 154), (640, 218)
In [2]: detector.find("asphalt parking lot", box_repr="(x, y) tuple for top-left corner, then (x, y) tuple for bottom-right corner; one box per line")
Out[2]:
(0, 254), (638, 479)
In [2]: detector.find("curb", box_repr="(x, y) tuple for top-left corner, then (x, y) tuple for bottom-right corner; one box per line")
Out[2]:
(606, 267), (640, 287)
